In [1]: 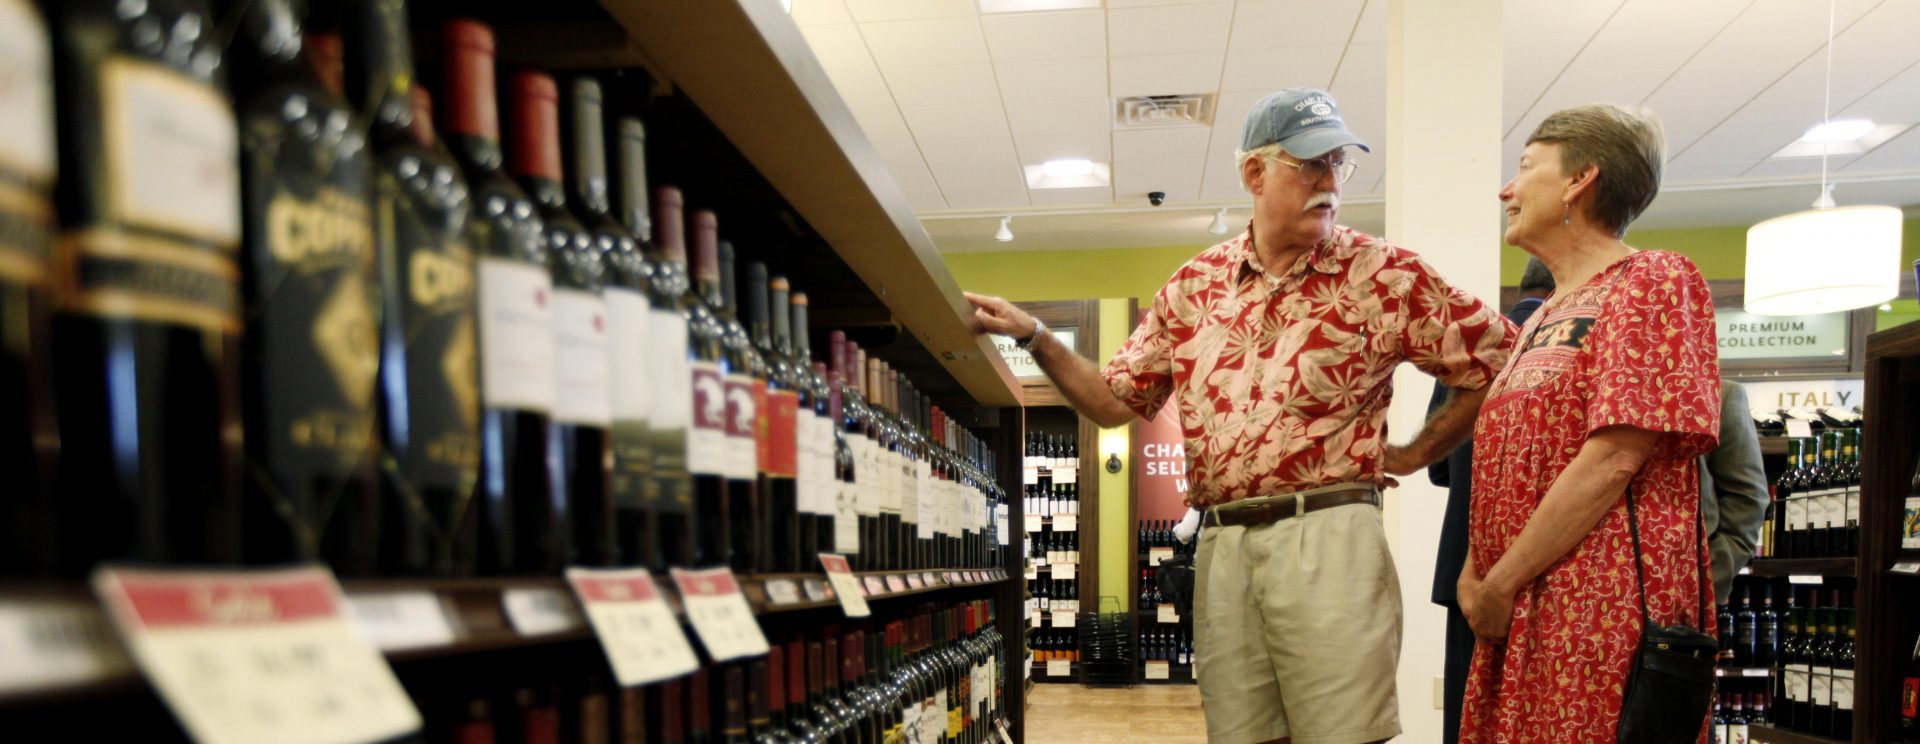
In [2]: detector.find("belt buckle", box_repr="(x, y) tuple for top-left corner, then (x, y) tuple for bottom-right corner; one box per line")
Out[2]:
(1292, 492), (1306, 518)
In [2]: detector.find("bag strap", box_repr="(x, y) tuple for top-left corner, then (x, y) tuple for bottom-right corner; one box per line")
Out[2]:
(1623, 481), (1710, 632)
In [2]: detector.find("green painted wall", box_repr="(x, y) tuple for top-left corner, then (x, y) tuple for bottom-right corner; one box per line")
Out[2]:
(945, 246), (1203, 304)
(1096, 299), (1131, 608)
(1499, 218), (1920, 283)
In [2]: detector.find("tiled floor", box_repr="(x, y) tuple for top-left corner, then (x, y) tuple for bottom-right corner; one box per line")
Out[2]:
(1023, 682), (1207, 743)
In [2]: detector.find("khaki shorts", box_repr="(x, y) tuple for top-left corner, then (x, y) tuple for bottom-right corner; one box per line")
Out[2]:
(1194, 489), (1402, 744)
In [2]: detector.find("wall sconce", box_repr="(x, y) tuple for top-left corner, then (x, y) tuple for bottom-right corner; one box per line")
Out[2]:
(1105, 453), (1123, 474)
(1100, 429), (1127, 474)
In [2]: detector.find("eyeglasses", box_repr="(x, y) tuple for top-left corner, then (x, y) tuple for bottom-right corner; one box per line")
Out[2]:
(1271, 156), (1358, 185)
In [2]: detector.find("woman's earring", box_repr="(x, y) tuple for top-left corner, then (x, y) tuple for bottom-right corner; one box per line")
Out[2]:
(1563, 203), (1571, 226)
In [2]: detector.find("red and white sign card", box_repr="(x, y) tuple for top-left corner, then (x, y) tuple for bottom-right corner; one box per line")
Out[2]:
(566, 569), (700, 686)
(818, 554), (871, 618)
(670, 568), (770, 662)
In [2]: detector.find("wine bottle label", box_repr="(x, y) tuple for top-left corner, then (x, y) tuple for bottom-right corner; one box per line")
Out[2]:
(1835, 668), (1855, 709)
(765, 389), (798, 478)
(377, 175), (480, 494)
(882, 451), (904, 516)
(1813, 667), (1834, 705)
(854, 439), (880, 518)
(551, 289), (611, 426)
(793, 411), (815, 513)
(478, 258), (555, 411)
(0, 0), (54, 184)
(1786, 497), (1809, 531)
(751, 379), (772, 475)
(605, 290), (652, 507)
(688, 361), (727, 477)
(902, 458), (921, 527)
(99, 58), (240, 247)
(1846, 485), (1860, 525)
(901, 700), (922, 744)
(723, 374), (758, 480)
(648, 311), (691, 512)
(835, 479), (860, 553)
(1821, 489), (1844, 529)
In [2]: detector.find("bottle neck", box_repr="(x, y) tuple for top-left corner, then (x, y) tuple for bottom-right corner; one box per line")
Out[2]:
(441, 21), (503, 168)
(347, 0), (415, 142)
(771, 286), (793, 355)
(746, 264), (771, 346)
(565, 78), (612, 218)
(618, 120), (652, 239)
(227, 0), (308, 92)
(791, 300), (810, 360)
(507, 72), (566, 209)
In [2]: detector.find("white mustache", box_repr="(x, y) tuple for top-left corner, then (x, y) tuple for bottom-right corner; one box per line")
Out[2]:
(1304, 192), (1339, 211)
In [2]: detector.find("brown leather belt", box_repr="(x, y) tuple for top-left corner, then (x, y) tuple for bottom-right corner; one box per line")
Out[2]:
(1205, 487), (1380, 528)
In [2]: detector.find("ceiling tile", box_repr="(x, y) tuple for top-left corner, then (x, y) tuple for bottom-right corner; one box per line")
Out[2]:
(1110, 51), (1226, 97)
(1504, 0), (1624, 36)
(862, 17), (992, 67)
(1645, 102), (1744, 153)
(920, 137), (1031, 208)
(1605, 0), (1746, 29)
(1677, 99), (1812, 163)
(1114, 127), (1211, 162)
(882, 64), (1002, 107)
(900, 102), (1012, 140)
(1841, 85), (1920, 130)
(1221, 45), (1343, 92)
(1503, 31), (1591, 131)
(1330, 43), (1384, 94)
(1229, 1), (1364, 51)
(1108, 3), (1234, 56)
(1012, 131), (1113, 164)
(844, 0), (975, 22)
(995, 58), (1109, 101)
(982, 10), (1106, 62)
(850, 105), (915, 142)
(824, 66), (895, 108)
(1645, 65), (1777, 109)
(872, 140), (949, 209)
(799, 24), (876, 70)
(1114, 156), (1205, 202)
(1105, 0), (1233, 7)
(1027, 185), (1118, 206)
(1738, 154), (1864, 179)
(1007, 98), (1111, 136)
(1349, 0), (1387, 45)
(1561, 23), (1723, 78)
(1753, 52), (1920, 106)
(1658, 157), (1754, 182)
(791, 0), (854, 26)
(1839, 126), (1920, 174)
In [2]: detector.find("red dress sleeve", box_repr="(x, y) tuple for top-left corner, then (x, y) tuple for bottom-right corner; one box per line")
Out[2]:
(1583, 251), (1721, 460)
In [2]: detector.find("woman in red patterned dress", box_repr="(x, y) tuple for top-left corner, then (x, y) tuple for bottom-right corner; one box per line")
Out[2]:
(1458, 104), (1721, 743)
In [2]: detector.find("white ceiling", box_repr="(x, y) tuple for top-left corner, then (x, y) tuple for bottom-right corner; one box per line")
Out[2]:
(792, 0), (1920, 251)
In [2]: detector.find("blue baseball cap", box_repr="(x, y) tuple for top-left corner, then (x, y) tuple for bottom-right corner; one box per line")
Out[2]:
(1240, 88), (1370, 159)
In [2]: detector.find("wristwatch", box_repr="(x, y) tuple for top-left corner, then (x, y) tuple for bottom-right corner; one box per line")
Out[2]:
(1014, 319), (1048, 350)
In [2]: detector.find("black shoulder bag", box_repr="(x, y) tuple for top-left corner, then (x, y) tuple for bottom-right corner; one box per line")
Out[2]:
(1616, 484), (1719, 744)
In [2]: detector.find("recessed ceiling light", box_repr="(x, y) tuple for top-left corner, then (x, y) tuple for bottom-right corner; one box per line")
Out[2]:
(1041, 159), (1094, 178)
(978, 0), (1102, 13)
(1802, 118), (1876, 143)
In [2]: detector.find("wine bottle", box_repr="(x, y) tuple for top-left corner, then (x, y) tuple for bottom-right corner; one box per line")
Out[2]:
(49, 0), (244, 574)
(722, 666), (750, 744)
(757, 650), (795, 744)
(834, 335), (870, 567)
(741, 261), (786, 573)
(1835, 605), (1855, 740)
(647, 185), (695, 568)
(0, 0), (58, 576)
(784, 640), (823, 744)
(792, 293), (832, 560)
(347, 0), (481, 577)
(828, 362), (857, 567)
(565, 77), (654, 569)
(806, 641), (845, 742)
(684, 210), (730, 567)
(228, 0), (380, 573)
(1841, 429), (1861, 556)
(1734, 587), (1756, 667)
(508, 69), (607, 566)
(1809, 599), (1834, 735)
(715, 241), (760, 573)
(1901, 632), (1919, 743)
(442, 19), (557, 574)
(689, 668), (713, 744)
(762, 274), (802, 572)
(1755, 585), (1779, 668)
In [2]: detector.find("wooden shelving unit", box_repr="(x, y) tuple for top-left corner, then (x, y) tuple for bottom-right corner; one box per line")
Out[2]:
(1743, 557), (1858, 577)
(1851, 321), (1920, 744)
(1751, 723), (1850, 744)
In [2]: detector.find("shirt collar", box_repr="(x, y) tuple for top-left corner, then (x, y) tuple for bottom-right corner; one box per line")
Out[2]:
(1232, 223), (1347, 286)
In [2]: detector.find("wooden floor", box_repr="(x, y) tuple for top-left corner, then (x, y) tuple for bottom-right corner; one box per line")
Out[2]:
(1024, 683), (1207, 743)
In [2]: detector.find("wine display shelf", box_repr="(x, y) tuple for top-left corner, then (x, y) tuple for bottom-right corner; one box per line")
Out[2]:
(1743, 557), (1858, 578)
(1750, 723), (1849, 744)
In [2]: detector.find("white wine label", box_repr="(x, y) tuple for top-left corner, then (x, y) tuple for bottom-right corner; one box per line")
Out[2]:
(688, 361), (727, 476)
(1056, 466), (1077, 483)
(101, 58), (239, 245)
(723, 374), (758, 480)
(647, 312), (691, 430)
(1158, 605), (1179, 624)
(1785, 665), (1810, 701)
(0, 0), (55, 181)
(343, 591), (456, 652)
(1812, 667), (1833, 705)
(604, 289), (650, 422)
(502, 586), (585, 636)
(1054, 563), (1075, 580)
(1046, 659), (1071, 677)
(1834, 668), (1855, 709)
(1150, 547), (1174, 566)
(0, 596), (133, 695)
(551, 290), (611, 426)
(566, 569), (699, 687)
(1786, 497), (1809, 531)
(854, 439), (880, 517)
(818, 554), (870, 619)
(1820, 490), (1844, 529)
(478, 259), (555, 412)
(1144, 660), (1170, 680)
(836, 480), (861, 554)
(93, 567), (420, 744)
(669, 568), (769, 662)
(997, 504), (1010, 546)
(795, 414), (818, 514)
(1055, 514), (1078, 532)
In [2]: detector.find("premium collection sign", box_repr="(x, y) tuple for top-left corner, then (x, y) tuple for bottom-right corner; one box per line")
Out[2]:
(992, 329), (1076, 379)
(1716, 310), (1848, 360)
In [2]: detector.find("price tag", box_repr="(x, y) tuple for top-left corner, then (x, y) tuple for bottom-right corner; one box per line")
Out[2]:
(0, 596), (133, 695)
(1893, 562), (1920, 575)
(1054, 514), (1077, 532)
(946, 571), (963, 584)
(1023, 466), (1038, 485)
(1052, 610), (1076, 628)
(819, 554), (871, 619)
(1788, 575), (1824, 585)
(1056, 466), (1077, 483)
(1742, 668), (1771, 677)
(802, 578), (830, 602)
(1024, 514), (1043, 533)
(863, 576), (888, 596)
(1047, 659), (1071, 677)
(886, 575), (909, 593)
(762, 579), (802, 606)
(922, 572), (940, 587)
(565, 569), (699, 687)
(1030, 612), (1043, 629)
(1158, 605), (1179, 624)
(670, 568), (770, 661)
(1144, 660), (1170, 680)
(907, 574), (926, 590)
(1149, 547), (1174, 566)
(503, 586), (585, 636)
(1054, 563), (1076, 581)
(92, 566), (420, 744)
(1786, 419), (1813, 439)
(345, 591), (456, 652)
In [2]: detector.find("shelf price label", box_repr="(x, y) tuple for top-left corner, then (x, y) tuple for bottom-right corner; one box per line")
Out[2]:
(345, 591), (456, 652)
(863, 576), (888, 596)
(670, 568), (769, 661)
(1158, 605), (1179, 624)
(886, 575), (909, 593)
(1144, 660), (1170, 680)
(1052, 610), (1076, 628)
(92, 566), (421, 744)
(818, 554), (871, 619)
(1024, 514), (1044, 533)
(1047, 659), (1071, 677)
(1149, 548), (1174, 566)
(762, 579), (803, 607)
(1054, 514), (1077, 532)
(502, 586), (585, 636)
(1054, 563), (1076, 581)
(1787, 575), (1824, 585)
(907, 574), (927, 590)
(0, 595), (134, 695)
(566, 569), (700, 687)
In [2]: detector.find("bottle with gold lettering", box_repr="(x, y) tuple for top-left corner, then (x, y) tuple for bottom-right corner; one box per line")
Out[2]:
(0, 0), (58, 576)
(344, 0), (482, 576)
(225, 0), (381, 573)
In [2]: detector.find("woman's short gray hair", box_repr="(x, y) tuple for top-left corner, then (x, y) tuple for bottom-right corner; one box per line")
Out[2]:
(1527, 104), (1666, 237)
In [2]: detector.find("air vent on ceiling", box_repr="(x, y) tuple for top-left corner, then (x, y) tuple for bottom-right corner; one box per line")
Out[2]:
(1114, 94), (1217, 129)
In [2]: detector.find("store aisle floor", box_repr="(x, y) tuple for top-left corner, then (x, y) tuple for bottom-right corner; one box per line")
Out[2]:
(1024, 683), (1206, 743)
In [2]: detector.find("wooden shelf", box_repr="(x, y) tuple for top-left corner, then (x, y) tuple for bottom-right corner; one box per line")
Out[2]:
(1760, 436), (1789, 456)
(1748, 724), (1848, 744)
(1743, 557), (1856, 577)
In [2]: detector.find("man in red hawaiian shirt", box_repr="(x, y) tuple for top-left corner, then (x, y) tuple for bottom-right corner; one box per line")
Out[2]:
(967, 88), (1515, 744)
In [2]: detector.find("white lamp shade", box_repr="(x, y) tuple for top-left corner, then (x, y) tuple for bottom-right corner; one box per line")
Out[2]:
(1744, 205), (1903, 316)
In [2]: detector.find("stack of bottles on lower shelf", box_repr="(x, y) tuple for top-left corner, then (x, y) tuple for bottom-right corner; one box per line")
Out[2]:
(0, 0), (1012, 586)
(1709, 575), (1857, 742)
(1136, 518), (1195, 684)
